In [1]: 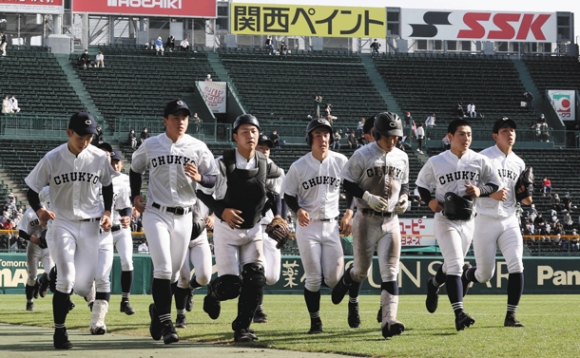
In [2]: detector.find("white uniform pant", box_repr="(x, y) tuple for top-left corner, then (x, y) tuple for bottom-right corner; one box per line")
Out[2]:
(213, 219), (264, 277)
(48, 219), (100, 297)
(26, 238), (54, 286)
(295, 220), (343, 292)
(434, 213), (474, 277)
(473, 214), (524, 282)
(177, 230), (213, 289)
(95, 230), (114, 293)
(113, 227), (134, 271)
(351, 212), (400, 283)
(142, 208), (193, 281)
(262, 224), (281, 285)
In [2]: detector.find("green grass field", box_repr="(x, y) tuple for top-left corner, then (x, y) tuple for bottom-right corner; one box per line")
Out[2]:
(1, 294), (578, 357)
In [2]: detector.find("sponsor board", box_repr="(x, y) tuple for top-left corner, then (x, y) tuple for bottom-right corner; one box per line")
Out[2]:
(548, 90), (576, 122)
(0, 0), (63, 14)
(72, 0), (216, 18)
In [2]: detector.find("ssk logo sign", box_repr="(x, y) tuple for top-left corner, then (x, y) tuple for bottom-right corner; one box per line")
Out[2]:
(402, 9), (556, 42)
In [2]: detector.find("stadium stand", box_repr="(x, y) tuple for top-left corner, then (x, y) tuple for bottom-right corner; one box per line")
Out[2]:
(523, 55), (580, 98)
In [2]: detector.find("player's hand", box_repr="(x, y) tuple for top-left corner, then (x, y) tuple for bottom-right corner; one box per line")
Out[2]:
(363, 191), (388, 212)
(428, 199), (443, 213)
(394, 194), (409, 214)
(297, 208), (310, 227)
(490, 187), (508, 201)
(36, 207), (55, 223)
(339, 209), (353, 236)
(184, 163), (202, 182)
(464, 184), (481, 198)
(133, 195), (146, 214)
(205, 214), (215, 230)
(222, 208), (243, 229)
(101, 211), (112, 232)
(29, 235), (40, 246)
(119, 216), (131, 228)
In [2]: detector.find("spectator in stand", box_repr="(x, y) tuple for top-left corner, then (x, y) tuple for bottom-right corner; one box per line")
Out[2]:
(356, 117), (365, 138)
(442, 135), (451, 150)
(192, 113), (202, 134)
(166, 35), (175, 52)
(562, 192), (573, 212)
(523, 91), (534, 109)
(542, 177), (552, 196)
(94, 51), (105, 68)
(79, 49), (91, 69)
(138, 240), (149, 254)
(397, 135), (411, 152)
(456, 103), (466, 117)
(347, 131), (358, 149)
(425, 113), (436, 128)
(415, 123), (424, 154)
(155, 37), (164, 56)
(2, 95), (14, 115)
(571, 230), (579, 251)
(563, 212), (574, 232)
(370, 39), (381, 56)
(265, 35), (274, 55)
(551, 193), (561, 212)
(534, 213), (546, 233)
(180, 38), (190, 51)
(270, 130), (281, 148)
(404, 111), (413, 127)
(532, 115), (549, 142)
(549, 208), (558, 223)
(9, 95), (20, 113)
(128, 129), (137, 150)
(280, 41), (288, 55)
(324, 103), (332, 117)
(528, 204), (538, 223)
(332, 130), (341, 151)
(205, 74), (212, 82)
(0, 32), (7, 57)
(313, 95), (323, 118)
(139, 127), (149, 145)
(2, 218), (14, 230)
(325, 113), (337, 125)
(467, 103), (477, 118)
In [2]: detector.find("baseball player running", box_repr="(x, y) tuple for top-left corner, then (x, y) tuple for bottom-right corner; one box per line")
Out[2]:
(282, 118), (353, 334)
(332, 112), (410, 339)
(255, 134), (286, 323)
(463, 117), (532, 327)
(173, 200), (213, 329)
(25, 112), (114, 349)
(196, 114), (283, 342)
(130, 99), (218, 345)
(19, 186), (54, 311)
(416, 118), (501, 331)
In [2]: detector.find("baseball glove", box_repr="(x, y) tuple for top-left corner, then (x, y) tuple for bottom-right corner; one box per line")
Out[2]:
(38, 230), (48, 249)
(515, 166), (534, 202)
(443, 192), (473, 221)
(265, 217), (290, 249)
(190, 214), (206, 241)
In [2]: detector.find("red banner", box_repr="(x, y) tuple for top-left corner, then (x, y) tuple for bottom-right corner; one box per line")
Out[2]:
(0, 0), (63, 14)
(72, 0), (216, 18)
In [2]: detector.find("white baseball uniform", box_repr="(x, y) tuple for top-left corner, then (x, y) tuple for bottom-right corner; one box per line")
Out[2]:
(19, 207), (53, 287)
(416, 149), (501, 277)
(25, 143), (113, 297)
(282, 150), (347, 292)
(472, 145), (525, 282)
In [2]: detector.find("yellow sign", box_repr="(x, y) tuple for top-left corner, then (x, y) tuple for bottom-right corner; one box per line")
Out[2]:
(231, 3), (386, 38)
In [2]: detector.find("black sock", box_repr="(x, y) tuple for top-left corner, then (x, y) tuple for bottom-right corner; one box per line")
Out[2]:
(434, 265), (447, 287)
(190, 275), (201, 289)
(152, 278), (173, 323)
(465, 267), (479, 283)
(381, 281), (398, 295)
(304, 288), (321, 315)
(95, 292), (110, 302)
(25, 284), (35, 300)
(121, 271), (133, 297)
(174, 287), (189, 311)
(446, 275), (463, 315)
(507, 272), (524, 314)
(53, 290), (71, 326)
(342, 267), (354, 285)
(348, 281), (362, 302)
(171, 281), (178, 295)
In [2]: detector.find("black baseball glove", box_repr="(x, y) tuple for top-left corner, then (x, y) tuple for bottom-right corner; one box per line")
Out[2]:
(265, 217), (291, 249)
(515, 166), (534, 202)
(190, 214), (206, 241)
(38, 230), (48, 249)
(443, 192), (473, 221)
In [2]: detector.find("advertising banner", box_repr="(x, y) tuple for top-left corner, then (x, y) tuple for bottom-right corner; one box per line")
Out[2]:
(0, 0), (63, 14)
(400, 218), (436, 246)
(401, 9), (557, 42)
(199, 81), (227, 113)
(231, 3), (386, 38)
(548, 90), (576, 122)
(72, 0), (216, 18)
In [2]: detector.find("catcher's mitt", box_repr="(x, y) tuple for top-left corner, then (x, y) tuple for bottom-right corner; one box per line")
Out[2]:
(443, 192), (473, 221)
(190, 213), (206, 241)
(38, 230), (48, 249)
(515, 166), (534, 202)
(265, 217), (290, 249)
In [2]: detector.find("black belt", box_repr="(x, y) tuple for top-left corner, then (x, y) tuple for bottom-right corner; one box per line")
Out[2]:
(152, 202), (192, 216)
(318, 217), (339, 222)
(111, 225), (122, 232)
(81, 217), (101, 222)
(361, 209), (392, 218)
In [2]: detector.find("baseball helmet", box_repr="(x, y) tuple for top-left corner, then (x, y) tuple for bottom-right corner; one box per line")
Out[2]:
(305, 118), (334, 146)
(373, 112), (403, 141)
(233, 114), (260, 133)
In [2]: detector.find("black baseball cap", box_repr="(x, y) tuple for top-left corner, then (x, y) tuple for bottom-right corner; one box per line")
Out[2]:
(493, 117), (517, 133)
(69, 112), (98, 136)
(111, 150), (123, 161)
(96, 142), (113, 153)
(164, 99), (191, 118)
(258, 135), (273, 148)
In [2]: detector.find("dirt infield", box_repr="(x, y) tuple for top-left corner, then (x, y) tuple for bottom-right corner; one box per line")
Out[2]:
(0, 323), (349, 358)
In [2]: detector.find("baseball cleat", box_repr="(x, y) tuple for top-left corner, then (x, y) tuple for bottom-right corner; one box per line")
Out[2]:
(234, 328), (258, 342)
(161, 321), (179, 344)
(53, 328), (73, 350)
(90, 326), (106, 335)
(348, 302), (361, 328)
(185, 291), (194, 312)
(307, 319), (323, 334)
(253, 308), (268, 323)
(26, 302), (34, 311)
(331, 277), (351, 305)
(32, 279), (40, 299)
(203, 294), (221, 320)
(39, 273), (49, 298)
(455, 311), (475, 331)
(425, 278), (439, 313)
(376, 307), (382, 324)
(149, 304), (162, 341)
(120, 301), (135, 315)
(382, 320), (406, 339)
(175, 314), (187, 329)
(504, 315), (524, 327)
(461, 263), (473, 297)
